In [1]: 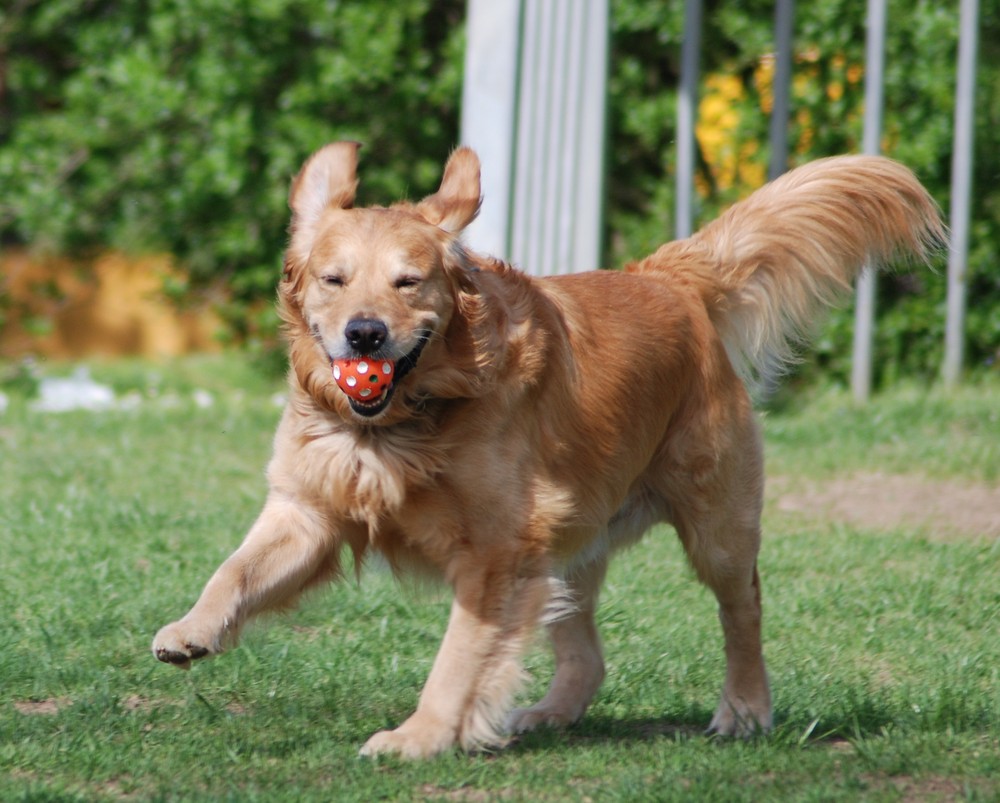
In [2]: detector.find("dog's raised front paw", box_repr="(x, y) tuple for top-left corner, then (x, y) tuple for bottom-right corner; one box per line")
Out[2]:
(151, 620), (215, 670)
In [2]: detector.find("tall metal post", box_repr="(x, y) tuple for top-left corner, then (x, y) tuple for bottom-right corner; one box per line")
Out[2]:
(851, 0), (887, 402)
(768, 0), (795, 182)
(943, 0), (979, 387)
(460, 0), (609, 276)
(460, 0), (523, 259)
(675, 0), (702, 239)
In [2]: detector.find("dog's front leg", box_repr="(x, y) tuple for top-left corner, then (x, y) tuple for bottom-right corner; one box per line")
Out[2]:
(152, 494), (334, 668)
(361, 564), (550, 759)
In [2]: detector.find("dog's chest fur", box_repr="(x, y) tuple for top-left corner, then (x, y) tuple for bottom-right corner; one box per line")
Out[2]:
(285, 414), (448, 525)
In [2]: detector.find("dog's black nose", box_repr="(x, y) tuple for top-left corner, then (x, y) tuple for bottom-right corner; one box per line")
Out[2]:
(344, 318), (388, 354)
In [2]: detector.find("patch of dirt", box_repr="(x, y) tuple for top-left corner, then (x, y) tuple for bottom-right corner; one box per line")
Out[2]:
(122, 695), (155, 712)
(769, 472), (1000, 540)
(14, 695), (179, 717)
(13, 698), (70, 716)
(863, 773), (988, 802)
(418, 785), (517, 802)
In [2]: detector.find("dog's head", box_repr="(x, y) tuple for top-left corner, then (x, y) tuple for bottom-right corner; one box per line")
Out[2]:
(279, 142), (487, 424)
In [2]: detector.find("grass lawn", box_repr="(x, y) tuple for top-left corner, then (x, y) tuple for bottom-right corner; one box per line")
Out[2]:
(1, 355), (998, 801)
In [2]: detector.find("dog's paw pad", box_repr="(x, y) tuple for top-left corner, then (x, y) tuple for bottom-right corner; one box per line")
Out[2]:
(152, 621), (216, 669)
(154, 644), (208, 667)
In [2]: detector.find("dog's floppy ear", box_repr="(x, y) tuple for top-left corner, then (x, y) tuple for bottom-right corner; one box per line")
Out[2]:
(289, 141), (360, 233)
(284, 142), (360, 286)
(416, 147), (482, 234)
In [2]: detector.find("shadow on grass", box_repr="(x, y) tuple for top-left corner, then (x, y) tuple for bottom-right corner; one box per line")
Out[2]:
(506, 712), (709, 753)
(506, 700), (903, 754)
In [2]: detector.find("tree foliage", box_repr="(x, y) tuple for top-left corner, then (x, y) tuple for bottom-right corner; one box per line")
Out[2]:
(608, 0), (1000, 383)
(0, 0), (465, 336)
(1, 0), (997, 381)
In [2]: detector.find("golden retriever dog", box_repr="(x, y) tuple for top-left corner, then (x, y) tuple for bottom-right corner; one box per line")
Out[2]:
(153, 142), (943, 758)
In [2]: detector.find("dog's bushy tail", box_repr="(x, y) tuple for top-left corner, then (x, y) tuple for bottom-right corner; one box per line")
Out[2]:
(634, 156), (946, 381)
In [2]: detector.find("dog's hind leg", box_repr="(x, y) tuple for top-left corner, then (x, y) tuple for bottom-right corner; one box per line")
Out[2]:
(671, 441), (772, 736)
(705, 558), (771, 736)
(505, 556), (608, 734)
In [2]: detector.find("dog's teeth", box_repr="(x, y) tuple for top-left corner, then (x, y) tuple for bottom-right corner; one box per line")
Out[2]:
(352, 385), (392, 410)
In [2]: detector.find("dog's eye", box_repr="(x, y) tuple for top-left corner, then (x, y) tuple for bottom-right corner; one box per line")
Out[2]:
(394, 276), (421, 290)
(321, 274), (345, 287)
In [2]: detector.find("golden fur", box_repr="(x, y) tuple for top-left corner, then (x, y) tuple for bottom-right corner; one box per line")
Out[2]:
(153, 142), (944, 758)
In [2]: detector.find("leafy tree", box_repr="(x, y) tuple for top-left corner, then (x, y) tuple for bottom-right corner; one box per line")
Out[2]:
(1, 0), (997, 381)
(607, 0), (1000, 384)
(0, 0), (465, 338)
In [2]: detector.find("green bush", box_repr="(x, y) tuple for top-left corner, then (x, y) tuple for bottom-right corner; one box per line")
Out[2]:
(0, 0), (466, 342)
(607, 0), (1000, 384)
(1, 0), (997, 382)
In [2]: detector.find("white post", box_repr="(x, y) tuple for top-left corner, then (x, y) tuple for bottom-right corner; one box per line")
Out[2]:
(767, 0), (795, 182)
(675, 0), (702, 240)
(943, 0), (979, 387)
(851, 0), (887, 403)
(462, 0), (609, 276)
(460, 0), (523, 259)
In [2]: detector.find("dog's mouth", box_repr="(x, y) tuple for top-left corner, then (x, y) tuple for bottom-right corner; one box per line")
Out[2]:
(332, 331), (431, 419)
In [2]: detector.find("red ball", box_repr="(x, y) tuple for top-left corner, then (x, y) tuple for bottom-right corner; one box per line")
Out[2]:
(332, 358), (395, 401)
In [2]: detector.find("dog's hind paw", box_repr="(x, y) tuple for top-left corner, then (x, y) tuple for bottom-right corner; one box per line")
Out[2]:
(505, 704), (580, 735)
(706, 696), (773, 738)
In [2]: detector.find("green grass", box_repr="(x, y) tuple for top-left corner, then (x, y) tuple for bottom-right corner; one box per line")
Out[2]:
(763, 378), (1000, 483)
(2, 355), (998, 801)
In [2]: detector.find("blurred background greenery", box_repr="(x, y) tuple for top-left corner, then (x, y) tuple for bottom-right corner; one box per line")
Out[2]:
(1, 0), (997, 386)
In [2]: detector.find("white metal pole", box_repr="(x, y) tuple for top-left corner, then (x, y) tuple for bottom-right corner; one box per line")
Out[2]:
(459, 0), (523, 260)
(768, 0), (795, 182)
(508, 0), (607, 276)
(851, 0), (887, 403)
(571, 0), (609, 272)
(943, 0), (979, 387)
(676, 0), (702, 240)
